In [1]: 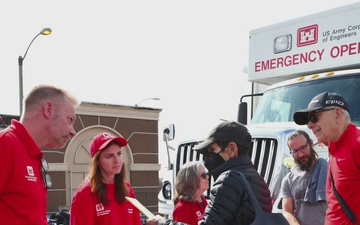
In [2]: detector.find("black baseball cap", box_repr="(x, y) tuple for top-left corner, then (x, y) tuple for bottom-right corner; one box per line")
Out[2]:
(193, 121), (252, 154)
(294, 92), (349, 125)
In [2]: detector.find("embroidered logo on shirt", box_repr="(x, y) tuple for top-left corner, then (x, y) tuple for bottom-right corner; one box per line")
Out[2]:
(196, 210), (203, 220)
(128, 208), (133, 214)
(96, 204), (110, 216)
(25, 166), (37, 182)
(96, 204), (104, 212)
(27, 166), (34, 176)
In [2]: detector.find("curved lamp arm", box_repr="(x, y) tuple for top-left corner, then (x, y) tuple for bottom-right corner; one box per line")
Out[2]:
(135, 97), (160, 107)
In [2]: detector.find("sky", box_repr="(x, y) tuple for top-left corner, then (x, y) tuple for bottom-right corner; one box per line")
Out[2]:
(1, 0), (359, 169)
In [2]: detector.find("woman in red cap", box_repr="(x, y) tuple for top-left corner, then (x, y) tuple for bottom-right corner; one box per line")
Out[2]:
(70, 132), (142, 225)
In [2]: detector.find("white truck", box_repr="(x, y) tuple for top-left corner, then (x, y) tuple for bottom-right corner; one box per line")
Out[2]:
(158, 2), (360, 216)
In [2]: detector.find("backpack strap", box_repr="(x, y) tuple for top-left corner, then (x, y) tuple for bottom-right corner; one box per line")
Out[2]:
(237, 172), (264, 212)
(237, 171), (289, 225)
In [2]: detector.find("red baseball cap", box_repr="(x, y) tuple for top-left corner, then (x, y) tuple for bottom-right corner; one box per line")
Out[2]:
(90, 132), (128, 157)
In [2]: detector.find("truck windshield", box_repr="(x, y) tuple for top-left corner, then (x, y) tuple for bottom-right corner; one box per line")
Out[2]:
(250, 74), (360, 127)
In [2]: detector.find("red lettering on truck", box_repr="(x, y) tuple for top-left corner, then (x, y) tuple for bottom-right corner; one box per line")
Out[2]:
(255, 49), (324, 72)
(330, 42), (360, 58)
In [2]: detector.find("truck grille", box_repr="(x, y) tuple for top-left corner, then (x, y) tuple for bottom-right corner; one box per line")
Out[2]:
(175, 141), (203, 174)
(175, 137), (278, 187)
(250, 138), (278, 185)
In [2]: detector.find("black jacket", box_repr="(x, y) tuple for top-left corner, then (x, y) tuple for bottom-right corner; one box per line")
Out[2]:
(211, 155), (272, 212)
(200, 155), (272, 225)
(164, 155), (272, 225)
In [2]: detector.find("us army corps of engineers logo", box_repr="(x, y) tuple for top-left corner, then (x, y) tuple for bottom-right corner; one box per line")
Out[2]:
(25, 166), (37, 182)
(96, 203), (110, 216)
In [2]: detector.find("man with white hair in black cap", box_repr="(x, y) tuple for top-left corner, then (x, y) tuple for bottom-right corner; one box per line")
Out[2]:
(293, 91), (360, 225)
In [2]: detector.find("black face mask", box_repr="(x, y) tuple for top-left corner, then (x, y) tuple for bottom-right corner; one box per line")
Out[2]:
(203, 152), (225, 173)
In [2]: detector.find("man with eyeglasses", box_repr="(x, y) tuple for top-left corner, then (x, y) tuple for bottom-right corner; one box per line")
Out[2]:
(294, 91), (360, 225)
(0, 85), (78, 225)
(280, 130), (328, 225)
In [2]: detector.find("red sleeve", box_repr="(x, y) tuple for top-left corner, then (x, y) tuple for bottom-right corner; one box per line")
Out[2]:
(126, 181), (136, 198)
(126, 182), (142, 225)
(354, 134), (360, 167)
(172, 201), (193, 225)
(70, 183), (96, 225)
(0, 135), (12, 193)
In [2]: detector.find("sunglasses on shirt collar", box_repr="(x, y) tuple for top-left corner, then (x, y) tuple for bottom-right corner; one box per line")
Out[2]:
(41, 158), (52, 189)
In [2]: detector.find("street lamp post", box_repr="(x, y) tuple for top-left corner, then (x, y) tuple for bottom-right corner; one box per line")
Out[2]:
(135, 97), (160, 107)
(18, 28), (52, 116)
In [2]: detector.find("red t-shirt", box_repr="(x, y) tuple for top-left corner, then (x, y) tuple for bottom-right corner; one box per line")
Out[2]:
(0, 120), (47, 225)
(71, 180), (142, 225)
(326, 124), (360, 225)
(172, 196), (208, 225)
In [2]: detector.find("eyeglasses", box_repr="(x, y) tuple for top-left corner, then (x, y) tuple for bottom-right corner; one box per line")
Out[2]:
(204, 143), (228, 158)
(41, 158), (52, 190)
(290, 143), (308, 156)
(215, 143), (228, 155)
(308, 107), (336, 124)
(200, 172), (209, 179)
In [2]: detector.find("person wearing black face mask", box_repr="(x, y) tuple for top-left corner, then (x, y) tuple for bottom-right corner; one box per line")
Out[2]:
(194, 121), (272, 225)
(202, 148), (225, 173)
(147, 121), (274, 225)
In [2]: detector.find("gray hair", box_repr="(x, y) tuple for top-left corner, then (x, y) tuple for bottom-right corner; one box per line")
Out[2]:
(342, 108), (352, 123)
(173, 161), (205, 204)
(24, 84), (79, 111)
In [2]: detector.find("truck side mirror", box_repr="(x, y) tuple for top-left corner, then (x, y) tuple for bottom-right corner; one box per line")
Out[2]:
(163, 124), (175, 141)
(238, 102), (248, 125)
